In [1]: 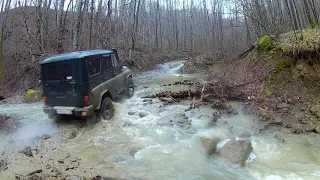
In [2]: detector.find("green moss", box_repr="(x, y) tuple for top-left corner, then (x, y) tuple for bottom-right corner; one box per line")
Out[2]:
(265, 88), (273, 97)
(258, 35), (273, 52)
(25, 89), (41, 103)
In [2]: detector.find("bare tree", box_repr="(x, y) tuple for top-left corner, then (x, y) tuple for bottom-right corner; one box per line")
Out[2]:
(73, 0), (84, 51)
(57, 0), (65, 53)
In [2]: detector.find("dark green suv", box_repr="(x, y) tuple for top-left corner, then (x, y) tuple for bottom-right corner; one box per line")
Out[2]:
(40, 49), (134, 120)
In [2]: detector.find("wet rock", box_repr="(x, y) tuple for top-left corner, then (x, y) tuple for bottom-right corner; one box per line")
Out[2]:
(212, 111), (222, 122)
(143, 86), (149, 89)
(313, 126), (320, 134)
(210, 99), (226, 109)
(235, 130), (251, 138)
(142, 99), (153, 103)
(0, 159), (8, 171)
(41, 134), (51, 140)
(254, 122), (269, 135)
(159, 97), (174, 103)
(27, 169), (42, 176)
(123, 122), (133, 127)
(310, 105), (320, 118)
(58, 159), (64, 164)
(127, 144), (144, 156)
(199, 137), (220, 156)
(19, 146), (33, 157)
(66, 176), (81, 180)
(182, 124), (191, 130)
(68, 131), (77, 139)
(139, 112), (148, 118)
(274, 134), (285, 143)
(128, 111), (137, 115)
(218, 140), (253, 167)
(182, 79), (193, 85)
(270, 117), (282, 125)
(259, 108), (271, 121)
(202, 94), (215, 102)
(91, 176), (121, 180)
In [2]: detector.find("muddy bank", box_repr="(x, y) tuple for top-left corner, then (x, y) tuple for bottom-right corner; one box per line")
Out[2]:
(179, 42), (320, 135)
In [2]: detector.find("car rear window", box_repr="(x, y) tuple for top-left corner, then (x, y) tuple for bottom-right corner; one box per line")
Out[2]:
(47, 63), (73, 81)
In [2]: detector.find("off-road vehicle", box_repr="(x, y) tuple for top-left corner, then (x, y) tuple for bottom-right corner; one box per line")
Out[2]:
(40, 49), (134, 120)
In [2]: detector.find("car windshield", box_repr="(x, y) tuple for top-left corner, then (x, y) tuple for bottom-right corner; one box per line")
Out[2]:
(47, 63), (73, 81)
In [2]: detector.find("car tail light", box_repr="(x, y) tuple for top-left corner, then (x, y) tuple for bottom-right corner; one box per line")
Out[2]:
(84, 96), (89, 106)
(43, 97), (47, 105)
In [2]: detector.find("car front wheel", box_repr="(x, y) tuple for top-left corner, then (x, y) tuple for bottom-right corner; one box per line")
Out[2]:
(99, 97), (115, 120)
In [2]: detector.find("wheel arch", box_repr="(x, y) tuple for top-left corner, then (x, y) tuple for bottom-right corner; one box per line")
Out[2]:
(96, 90), (112, 110)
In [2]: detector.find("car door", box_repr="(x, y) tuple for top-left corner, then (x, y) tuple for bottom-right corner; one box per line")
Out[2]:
(111, 54), (125, 94)
(102, 54), (113, 82)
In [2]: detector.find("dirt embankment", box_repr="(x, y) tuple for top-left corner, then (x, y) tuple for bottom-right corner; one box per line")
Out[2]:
(176, 29), (320, 135)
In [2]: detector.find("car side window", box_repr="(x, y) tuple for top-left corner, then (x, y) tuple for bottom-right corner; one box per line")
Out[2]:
(111, 54), (118, 67)
(86, 58), (101, 76)
(102, 55), (112, 70)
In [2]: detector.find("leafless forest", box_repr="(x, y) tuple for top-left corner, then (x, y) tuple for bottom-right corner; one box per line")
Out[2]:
(0, 0), (320, 84)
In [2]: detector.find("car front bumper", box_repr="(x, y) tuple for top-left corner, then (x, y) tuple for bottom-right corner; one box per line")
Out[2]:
(43, 105), (95, 117)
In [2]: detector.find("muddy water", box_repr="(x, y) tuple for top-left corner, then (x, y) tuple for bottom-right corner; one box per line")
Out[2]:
(1, 61), (320, 180)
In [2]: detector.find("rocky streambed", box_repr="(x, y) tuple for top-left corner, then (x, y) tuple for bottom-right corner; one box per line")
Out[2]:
(0, 61), (320, 180)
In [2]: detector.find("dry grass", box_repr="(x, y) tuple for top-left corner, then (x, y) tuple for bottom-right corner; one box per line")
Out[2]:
(278, 28), (320, 58)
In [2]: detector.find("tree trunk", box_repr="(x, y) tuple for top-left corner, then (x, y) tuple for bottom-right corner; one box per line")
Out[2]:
(73, 0), (84, 51)
(57, 0), (65, 53)
(88, 0), (94, 49)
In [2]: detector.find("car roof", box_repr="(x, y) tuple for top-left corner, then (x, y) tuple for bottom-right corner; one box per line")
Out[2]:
(40, 49), (115, 64)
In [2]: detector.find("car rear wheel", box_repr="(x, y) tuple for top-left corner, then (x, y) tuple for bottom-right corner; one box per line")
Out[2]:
(99, 97), (115, 120)
(125, 78), (134, 98)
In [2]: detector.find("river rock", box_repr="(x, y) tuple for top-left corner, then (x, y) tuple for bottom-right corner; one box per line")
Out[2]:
(0, 159), (8, 171)
(199, 137), (220, 156)
(41, 134), (51, 140)
(314, 126), (320, 134)
(128, 111), (137, 115)
(310, 105), (320, 118)
(202, 94), (215, 103)
(27, 169), (42, 176)
(139, 112), (148, 118)
(66, 176), (81, 180)
(270, 117), (282, 125)
(274, 134), (285, 143)
(254, 122), (269, 135)
(68, 131), (77, 139)
(235, 130), (251, 138)
(218, 140), (253, 167)
(19, 146), (33, 157)
(212, 111), (222, 122)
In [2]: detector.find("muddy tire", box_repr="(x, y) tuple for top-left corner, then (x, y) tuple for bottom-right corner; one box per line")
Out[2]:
(125, 78), (134, 98)
(99, 97), (115, 120)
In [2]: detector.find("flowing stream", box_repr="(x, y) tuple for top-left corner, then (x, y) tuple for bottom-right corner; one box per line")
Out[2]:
(0, 61), (320, 180)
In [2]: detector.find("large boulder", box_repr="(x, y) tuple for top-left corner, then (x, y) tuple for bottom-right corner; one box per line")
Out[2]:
(218, 140), (253, 167)
(310, 105), (320, 118)
(25, 89), (41, 103)
(199, 137), (220, 156)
